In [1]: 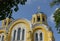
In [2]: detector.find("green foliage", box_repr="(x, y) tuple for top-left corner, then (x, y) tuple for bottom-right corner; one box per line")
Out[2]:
(50, 0), (60, 33)
(50, 0), (60, 7)
(0, 0), (27, 20)
(53, 8), (60, 33)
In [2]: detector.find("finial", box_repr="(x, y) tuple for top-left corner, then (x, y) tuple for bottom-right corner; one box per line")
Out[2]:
(38, 6), (40, 10)
(37, 6), (40, 13)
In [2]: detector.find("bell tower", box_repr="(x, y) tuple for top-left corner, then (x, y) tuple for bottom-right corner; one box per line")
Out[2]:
(32, 7), (47, 25)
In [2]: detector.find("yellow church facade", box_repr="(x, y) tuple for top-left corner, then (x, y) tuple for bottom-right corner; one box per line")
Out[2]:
(0, 12), (55, 41)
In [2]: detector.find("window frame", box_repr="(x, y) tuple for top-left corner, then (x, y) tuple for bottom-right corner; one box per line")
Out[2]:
(34, 30), (44, 41)
(2, 35), (4, 41)
(22, 29), (25, 40)
(11, 29), (17, 41)
(34, 33), (38, 41)
(17, 28), (21, 40)
(0, 33), (4, 41)
(13, 30), (16, 41)
(11, 27), (26, 41)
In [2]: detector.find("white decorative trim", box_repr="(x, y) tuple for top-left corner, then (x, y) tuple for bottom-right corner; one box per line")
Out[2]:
(25, 28), (26, 41)
(32, 24), (49, 31)
(20, 28), (22, 40)
(0, 33), (4, 41)
(42, 24), (49, 30)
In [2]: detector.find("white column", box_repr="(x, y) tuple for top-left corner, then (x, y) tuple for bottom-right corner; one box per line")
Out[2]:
(20, 28), (22, 40)
(38, 32), (40, 41)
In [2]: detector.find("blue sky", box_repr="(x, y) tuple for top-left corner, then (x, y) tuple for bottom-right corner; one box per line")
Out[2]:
(0, 0), (60, 41)
(12, 0), (60, 41)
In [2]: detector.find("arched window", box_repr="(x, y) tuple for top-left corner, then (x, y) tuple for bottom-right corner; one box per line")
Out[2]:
(2, 35), (4, 41)
(22, 29), (25, 40)
(34, 31), (43, 41)
(13, 30), (16, 41)
(16, 28), (25, 41)
(12, 27), (26, 41)
(17, 28), (21, 40)
(35, 33), (38, 41)
(40, 33), (42, 41)
(42, 17), (45, 21)
(37, 16), (40, 22)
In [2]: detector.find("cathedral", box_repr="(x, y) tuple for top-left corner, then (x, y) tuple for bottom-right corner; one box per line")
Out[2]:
(0, 9), (55, 41)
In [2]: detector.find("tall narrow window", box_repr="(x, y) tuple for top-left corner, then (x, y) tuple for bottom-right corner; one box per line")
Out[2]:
(42, 17), (45, 21)
(35, 33), (38, 41)
(34, 31), (43, 41)
(13, 30), (16, 41)
(40, 33), (42, 41)
(2, 35), (4, 41)
(22, 29), (25, 40)
(17, 28), (21, 40)
(4, 21), (6, 25)
(37, 16), (40, 22)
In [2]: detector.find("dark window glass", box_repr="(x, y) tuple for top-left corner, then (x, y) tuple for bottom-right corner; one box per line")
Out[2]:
(4, 21), (6, 25)
(40, 33), (42, 40)
(2, 35), (4, 41)
(37, 16), (40, 22)
(13, 30), (16, 41)
(42, 17), (45, 21)
(17, 28), (21, 40)
(35, 33), (38, 41)
(22, 29), (25, 40)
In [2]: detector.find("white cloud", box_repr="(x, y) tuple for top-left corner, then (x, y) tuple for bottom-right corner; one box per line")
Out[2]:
(26, 0), (31, 4)
(48, 14), (54, 23)
(25, 0), (37, 4)
(25, 0), (49, 5)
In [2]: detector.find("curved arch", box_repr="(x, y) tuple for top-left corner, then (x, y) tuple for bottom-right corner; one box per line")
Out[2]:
(34, 30), (44, 41)
(32, 25), (49, 33)
(9, 19), (31, 32)
(0, 30), (6, 41)
(32, 24), (49, 31)
(0, 33), (5, 41)
(32, 25), (49, 41)
(8, 19), (32, 41)
(0, 30), (5, 33)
